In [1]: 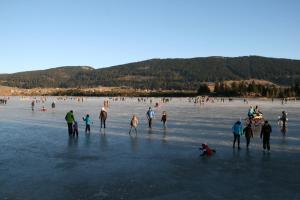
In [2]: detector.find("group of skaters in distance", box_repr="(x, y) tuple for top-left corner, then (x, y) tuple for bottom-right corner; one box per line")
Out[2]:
(128, 107), (166, 135)
(0, 97), (9, 104)
(128, 107), (167, 135)
(31, 98), (56, 112)
(65, 105), (168, 137)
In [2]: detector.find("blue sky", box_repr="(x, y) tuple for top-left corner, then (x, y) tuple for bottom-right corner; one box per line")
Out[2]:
(0, 0), (299, 73)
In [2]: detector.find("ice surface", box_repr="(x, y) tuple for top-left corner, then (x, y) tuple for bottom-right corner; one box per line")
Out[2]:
(0, 97), (299, 200)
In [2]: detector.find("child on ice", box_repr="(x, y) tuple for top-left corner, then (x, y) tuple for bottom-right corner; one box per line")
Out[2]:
(199, 143), (216, 157)
(73, 121), (79, 137)
(83, 114), (93, 134)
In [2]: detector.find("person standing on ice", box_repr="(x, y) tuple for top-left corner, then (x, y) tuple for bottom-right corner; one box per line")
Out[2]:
(161, 111), (167, 128)
(65, 110), (75, 136)
(232, 120), (243, 150)
(146, 107), (155, 128)
(73, 121), (79, 137)
(260, 120), (272, 152)
(31, 100), (35, 111)
(243, 123), (253, 149)
(129, 115), (139, 135)
(99, 107), (107, 129)
(279, 111), (287, 128)
(83, 114), (93, 134)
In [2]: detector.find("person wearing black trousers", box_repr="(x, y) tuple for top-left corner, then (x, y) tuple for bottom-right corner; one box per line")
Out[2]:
(243, 124), (253, 149)
(99, 107), (108, 129)
(65, 110), (75, 136)
(260, 120), (272, 152)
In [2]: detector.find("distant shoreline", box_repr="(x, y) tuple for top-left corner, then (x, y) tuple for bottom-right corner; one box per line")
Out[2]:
(1, 86), (299, 99)
(0, 86), (197, 97)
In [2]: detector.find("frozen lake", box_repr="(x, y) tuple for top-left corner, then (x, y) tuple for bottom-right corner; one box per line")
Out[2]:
(0, 97), (299, 200)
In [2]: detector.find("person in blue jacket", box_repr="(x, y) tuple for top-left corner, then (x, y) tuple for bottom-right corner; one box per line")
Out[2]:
(83, 114), (93, 134)
(146, 107), (155, 128)
(232, 120), (243, 149)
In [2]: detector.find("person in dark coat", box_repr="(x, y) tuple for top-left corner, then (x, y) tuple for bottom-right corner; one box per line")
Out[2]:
(243, 124), (253, 149)
(260, 120), (272, 151)
(161, 111), (167, 128)
(99, 107), (108, 129)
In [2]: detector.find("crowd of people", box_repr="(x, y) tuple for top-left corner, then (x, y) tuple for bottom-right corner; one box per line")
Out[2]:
(18, 96), (291, 156)
(61, 98), (292, 157)
(228, 105), (289, 154)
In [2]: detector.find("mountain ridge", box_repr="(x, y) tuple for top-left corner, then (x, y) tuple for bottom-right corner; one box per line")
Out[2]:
(1, 56), (300, 89)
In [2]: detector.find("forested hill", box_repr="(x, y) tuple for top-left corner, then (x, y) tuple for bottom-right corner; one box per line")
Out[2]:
(1, 56), (300, 90)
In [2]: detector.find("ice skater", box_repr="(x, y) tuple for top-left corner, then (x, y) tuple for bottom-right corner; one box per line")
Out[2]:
(129, 115), (139, 135)
(161, 111), (167, 128)
(260, 120), (272, 152)
(243, 124), (253, 149)
(278, 111), (287, 135)
(83, 114), (93, 134)
(65, 110), (75, 136)
(146, 107), (155, 128)
(232, 120), (243, 150)
(99, 107), (107, 129)
(31, 100), (35, 111)
(73, 121), (79, 137)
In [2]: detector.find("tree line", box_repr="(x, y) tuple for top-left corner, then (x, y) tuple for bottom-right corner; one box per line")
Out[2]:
(198, 81), (300, 98)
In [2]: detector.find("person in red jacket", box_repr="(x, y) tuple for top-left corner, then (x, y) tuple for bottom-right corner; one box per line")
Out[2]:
(199, 143), (216, 156)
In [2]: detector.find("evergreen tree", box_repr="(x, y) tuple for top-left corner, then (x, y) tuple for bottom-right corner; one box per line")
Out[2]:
(197, 84), (210, 95)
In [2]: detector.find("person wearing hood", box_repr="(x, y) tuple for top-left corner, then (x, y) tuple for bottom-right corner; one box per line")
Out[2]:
(99, 107), (108, 129)
(232, 120), (243, 149)
(146, 107), (155, 128)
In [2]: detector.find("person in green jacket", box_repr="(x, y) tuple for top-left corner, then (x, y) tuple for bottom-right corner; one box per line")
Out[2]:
(65, 110), (75, 136)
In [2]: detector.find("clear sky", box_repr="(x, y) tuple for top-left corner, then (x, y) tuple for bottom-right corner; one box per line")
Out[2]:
(0, 0), (300, 73)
